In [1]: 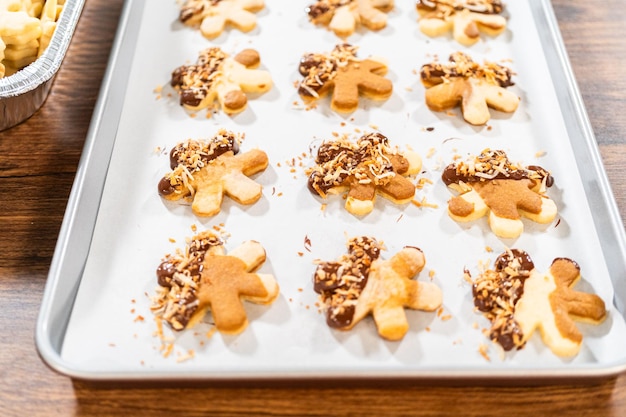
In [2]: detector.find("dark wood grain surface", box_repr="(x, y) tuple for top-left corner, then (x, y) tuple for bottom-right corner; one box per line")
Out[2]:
(1, 0), (625, 415)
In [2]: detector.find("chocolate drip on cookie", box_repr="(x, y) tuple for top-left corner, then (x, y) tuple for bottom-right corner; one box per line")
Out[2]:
(171, 47), (227, 107)
(307, 132), (407, 197)
(416, 0), (503, 15)
(471, 249), (534, 350)
(314, 236), (381, 328)
(298, 43), (357, 98)
(158, 130), (240, 197)
(441, 149), (553, 187)
(152, 231), (224, 330)
(421, 52), (514, 88)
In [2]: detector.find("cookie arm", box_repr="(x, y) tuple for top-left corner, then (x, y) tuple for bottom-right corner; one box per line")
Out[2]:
(227, 240), (266, 271)
(209, 290), (250, 334)
(482, 83), (520, 113)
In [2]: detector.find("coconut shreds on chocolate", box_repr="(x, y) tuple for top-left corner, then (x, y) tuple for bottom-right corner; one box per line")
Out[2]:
(313, 236), (382, 327)
(307, 132), (402, 198)
(161, 129), (241, 198)
(417, 0), (504, 18)
(421, 51), (514, 88)
(307, 0), (355, 20)
(171, 47), (227, 106)
(444, 148), (552, 186)
(180, 0), (225, 23)
(150, 231), (224, 331)
(298, 44), (359, 99)
(470, 250), (532, 351)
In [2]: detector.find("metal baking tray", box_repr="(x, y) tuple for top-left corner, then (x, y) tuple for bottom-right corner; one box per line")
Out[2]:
(0, 0), (85, 131)
(36, 0), (626, 381)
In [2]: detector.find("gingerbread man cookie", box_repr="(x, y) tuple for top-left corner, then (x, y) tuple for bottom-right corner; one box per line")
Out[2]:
(152, 230), (279, 334)
(158, 129), (269, 216)
(298, 43), (392, 113)
(471, 249), (606, 356)
(442, 149), (557, 239)
(179, 0), (264, 39)
(306, 0), (394, 38)
(307, 132), (421, 215)
(420, 52), (519, 125)
(171, 47), (272, 115)
(314, 236), (442, 340)
(416, 0), (506, 46)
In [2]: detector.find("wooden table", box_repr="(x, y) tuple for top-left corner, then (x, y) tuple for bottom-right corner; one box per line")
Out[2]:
(1, 0), (625, 415)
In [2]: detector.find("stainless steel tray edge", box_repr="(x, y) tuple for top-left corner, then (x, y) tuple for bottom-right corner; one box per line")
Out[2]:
(35, 0), (146, 379)
(534, 0), (626, 315)
(34, 0), (626, 381)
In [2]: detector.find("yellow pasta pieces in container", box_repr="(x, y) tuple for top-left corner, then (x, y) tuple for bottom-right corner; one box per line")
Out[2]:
(0, 0), (84, 131)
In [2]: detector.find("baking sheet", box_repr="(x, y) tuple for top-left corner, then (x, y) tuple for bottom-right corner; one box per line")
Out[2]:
(38, 0), (626, 379)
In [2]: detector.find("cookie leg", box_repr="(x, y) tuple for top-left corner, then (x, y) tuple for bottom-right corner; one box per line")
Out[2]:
(330, 78), (360, 113)
(209, 291), (250, 334)
(488, 211), (524, 239)
(192, 182), (224, 216)
(461, 79), (491, 125)
(372, 304), (409, 341)
(216, 82), (248, 114)
(345, 182), (376, 215)
(200, 14), (227, 39)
